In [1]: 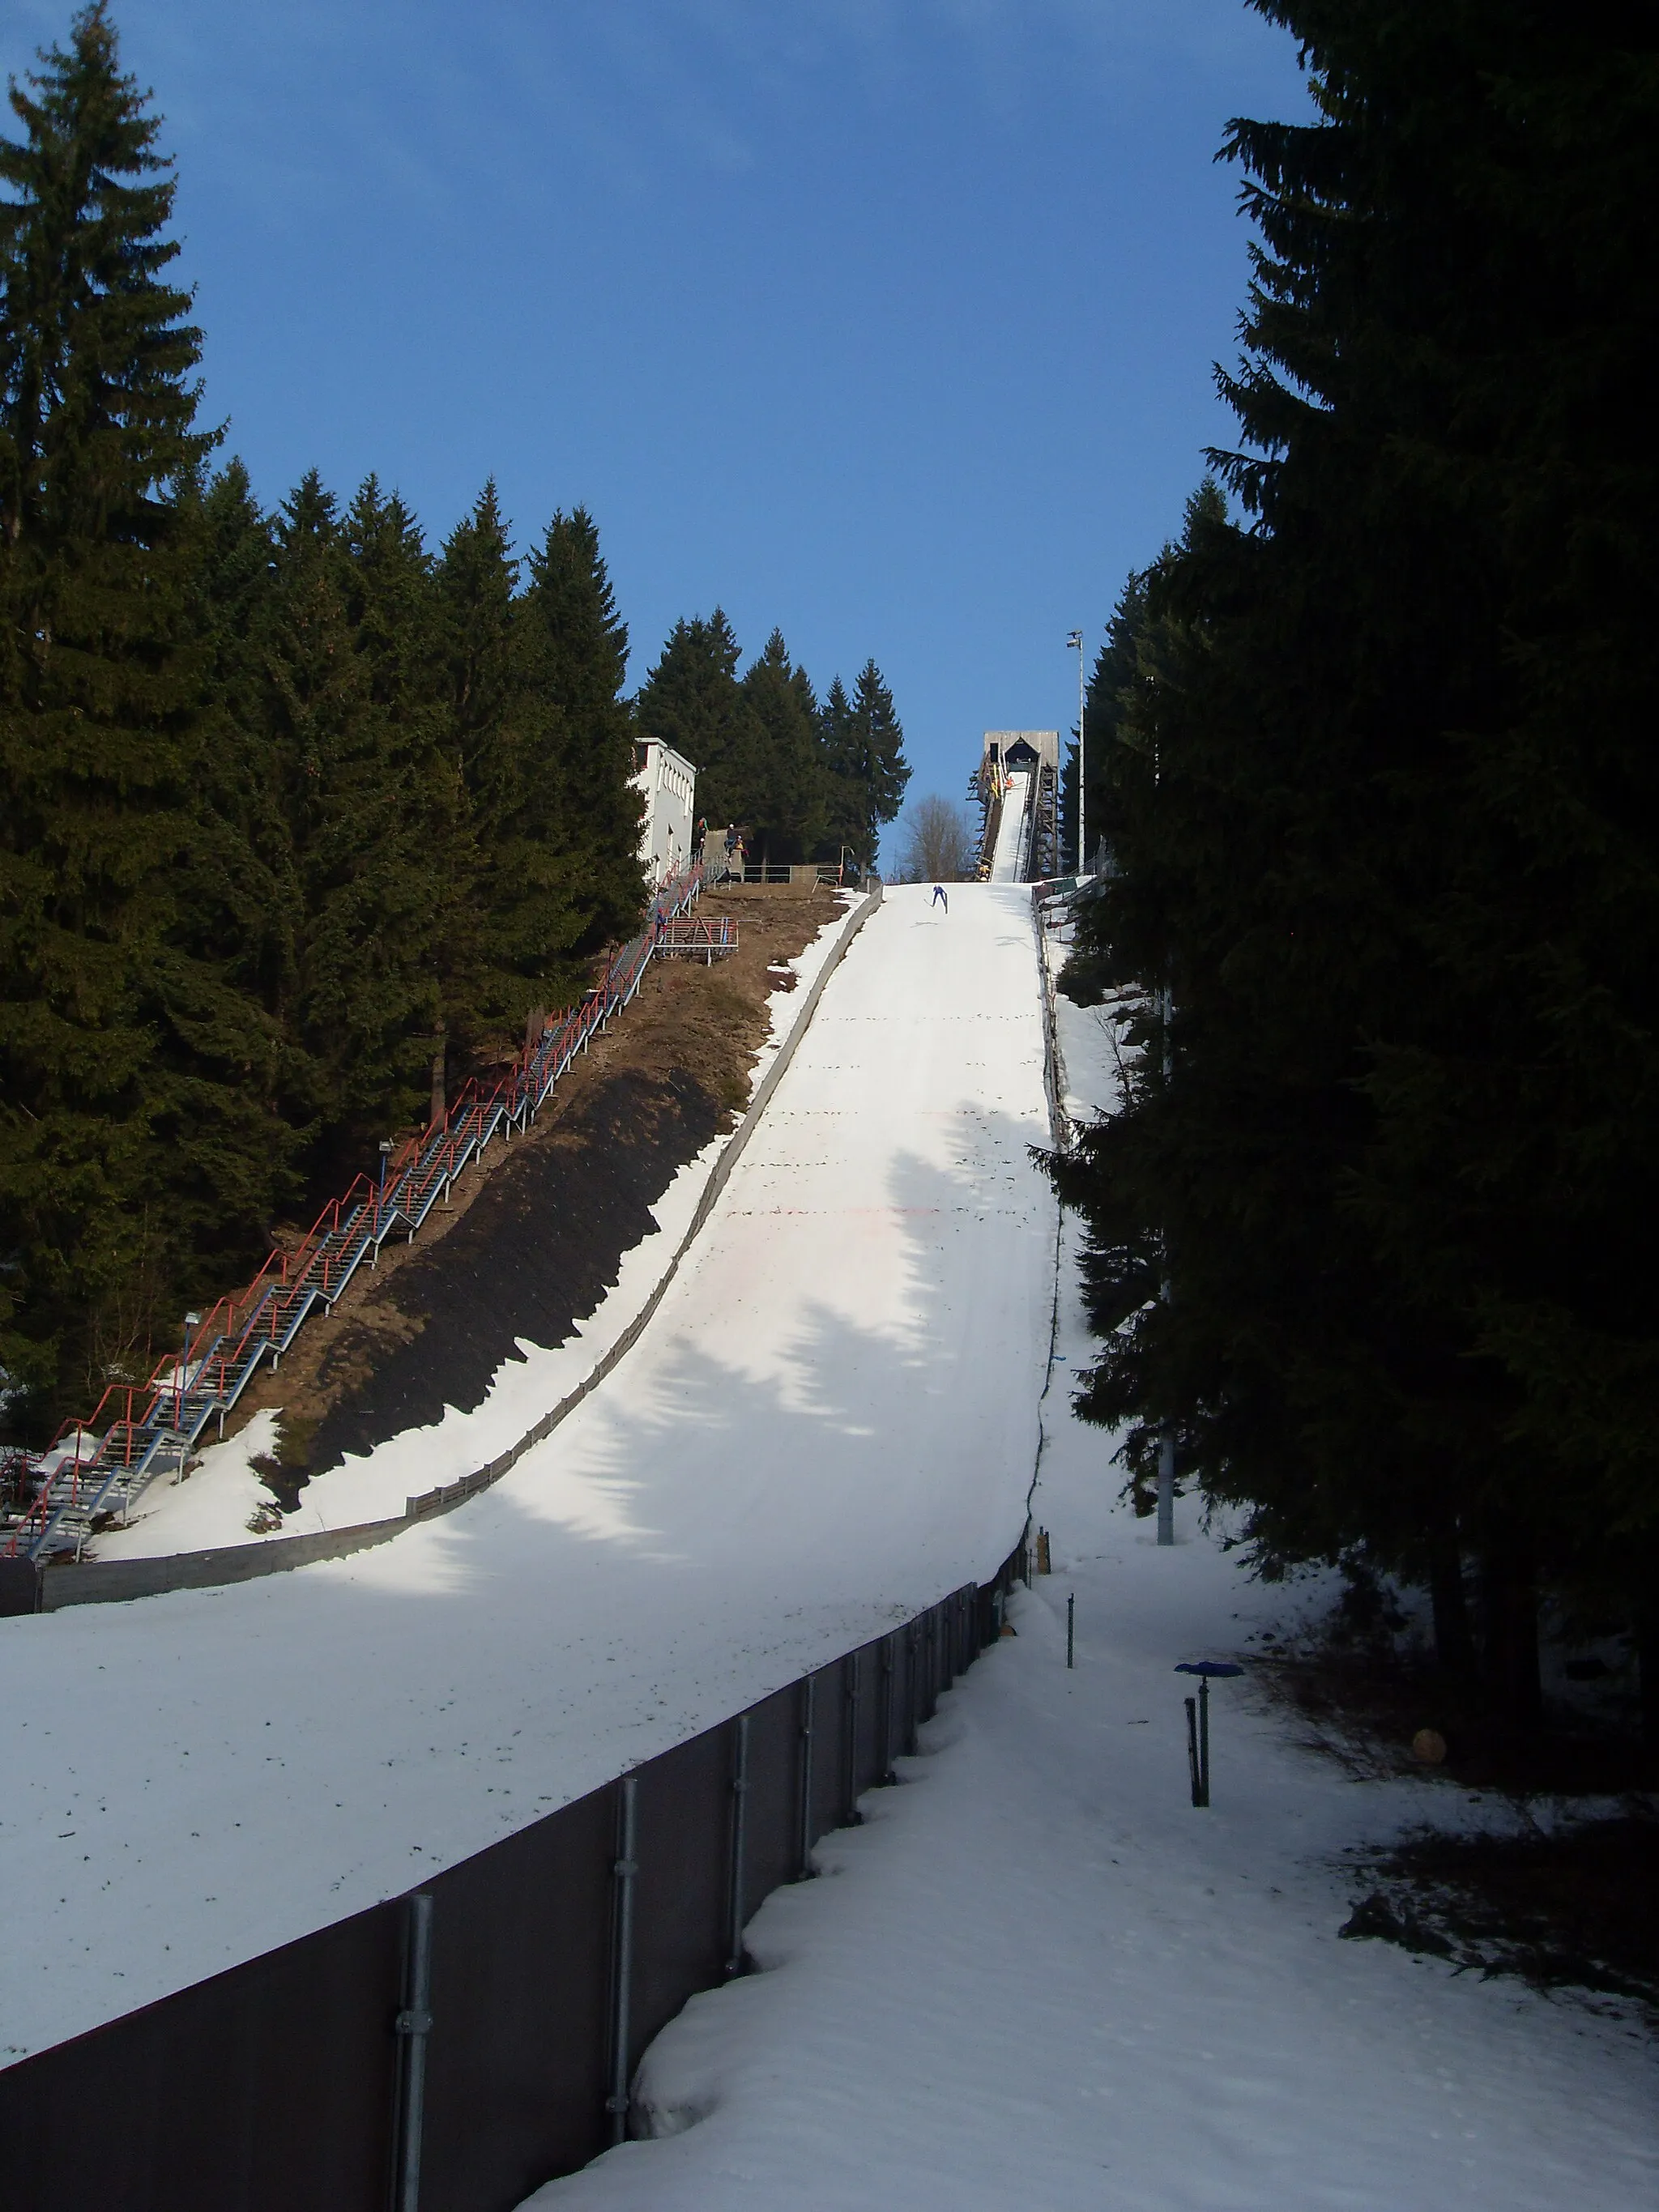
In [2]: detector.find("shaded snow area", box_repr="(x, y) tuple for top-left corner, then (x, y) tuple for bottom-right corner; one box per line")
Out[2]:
(90, 896), (860, 1559)
(523, 919), (1659, 2212)
(0, 884), (1051, 2060)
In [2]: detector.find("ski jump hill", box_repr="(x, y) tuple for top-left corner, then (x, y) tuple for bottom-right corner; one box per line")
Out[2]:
(0, 883), (1056, 2065)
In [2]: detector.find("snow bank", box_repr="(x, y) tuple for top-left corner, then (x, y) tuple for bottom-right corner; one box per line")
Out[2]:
(0, 884), (1054, 2061)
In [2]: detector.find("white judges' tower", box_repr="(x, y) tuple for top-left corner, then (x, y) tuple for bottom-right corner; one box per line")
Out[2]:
(631, 740), (697, 888)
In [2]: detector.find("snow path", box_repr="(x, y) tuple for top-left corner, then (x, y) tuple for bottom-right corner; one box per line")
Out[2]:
(90, 897), (863, 1558)
(526, 935), (1659, 2212)
(0, 884), (1052, 2062)
(990, 768), (1032, 882)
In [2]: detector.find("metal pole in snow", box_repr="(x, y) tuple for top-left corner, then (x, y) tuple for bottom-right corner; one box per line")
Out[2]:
(394, 1892), (434, 2212)
(608, 1776), (638, 2143)
(1175, 1660), (1240, 1804)
(798, 1676), (816, 1878)
(1184, 1697), (1202, 1805)
(725, 1715), (749, 1977)
(1068, 629), (1085, 872)
(1067, 1592), (1075, 1669)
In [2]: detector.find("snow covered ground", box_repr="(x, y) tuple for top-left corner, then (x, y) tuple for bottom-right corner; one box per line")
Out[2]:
(90, 897), (864, 1559)
(524, 921), (1659, 2212)
(0, 884), (1052, 2061)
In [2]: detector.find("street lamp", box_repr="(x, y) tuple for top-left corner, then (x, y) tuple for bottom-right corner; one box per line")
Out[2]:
(1067, 630), (1085, 875)
(377, 1139), (393, 1234)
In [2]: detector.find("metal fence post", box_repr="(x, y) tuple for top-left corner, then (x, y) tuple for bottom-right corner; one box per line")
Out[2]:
(878, 1630), (896, 1784)
(797, 1675), (816, 1878)
(607, 1776), (639, 2143)
(905, 1622), (919, 1753)
(393, 1892), (434, 2212)
(726, 1715), (750, 1976)
(843, 1650), (862, 1823)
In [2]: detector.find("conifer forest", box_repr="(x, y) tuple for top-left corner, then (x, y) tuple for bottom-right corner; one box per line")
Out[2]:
(1054, 1), (1659, 1728)
(0, 4), (906, 1434)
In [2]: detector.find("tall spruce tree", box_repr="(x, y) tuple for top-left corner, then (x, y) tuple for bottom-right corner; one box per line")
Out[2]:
(177, 461), (294, 1046)
(343, 475), (476, 1119)
(0, 6), (284, 1416)
(822, 660), (908, 872)
(1060, 567), (1151, 877)
(520, 507), (644, 953)
(262, 472), (449, 1170)
(634, 607), (764, 841)
(1054, 0), (1659, 1727)
(740, 629), (825, 863)
(436, 483), (574, 1044)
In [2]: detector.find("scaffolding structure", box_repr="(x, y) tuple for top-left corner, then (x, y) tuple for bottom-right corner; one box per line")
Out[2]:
(970, 731), (1060, 883)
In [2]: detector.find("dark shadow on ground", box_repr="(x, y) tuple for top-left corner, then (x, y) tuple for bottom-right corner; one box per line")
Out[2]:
(1340, 1813), (1659, 2021)
(298, 1068), (723, 1484)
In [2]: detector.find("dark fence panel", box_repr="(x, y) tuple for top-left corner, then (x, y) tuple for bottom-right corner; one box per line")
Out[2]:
(626, 1728), (731, 2069)
(0, 1552), (1023, 2212)
(0, 1890), (402, 2212)
(739, 1683), (804, 1921)
(419, 1782), (615, 2212)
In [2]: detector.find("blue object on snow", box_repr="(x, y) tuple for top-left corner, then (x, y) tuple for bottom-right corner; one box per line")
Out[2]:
(1175, 1660), (1244, 1677)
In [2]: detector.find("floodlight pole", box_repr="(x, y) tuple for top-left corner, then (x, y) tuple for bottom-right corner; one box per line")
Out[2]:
(1067, 630), (1085, 873)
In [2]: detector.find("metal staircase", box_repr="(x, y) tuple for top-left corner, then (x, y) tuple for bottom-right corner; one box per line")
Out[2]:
(5, 861), (728, 1562)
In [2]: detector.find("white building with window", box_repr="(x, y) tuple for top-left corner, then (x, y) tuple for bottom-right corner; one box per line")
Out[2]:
(631, 740), (698, 889)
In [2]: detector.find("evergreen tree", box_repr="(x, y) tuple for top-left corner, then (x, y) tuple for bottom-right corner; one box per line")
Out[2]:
(1060, 567), (1151, 876)
(262, 472), (447, 1168)
(520, 507), (644, 952)
(814, 676), (857, 864)
(343, 475), (476, 1117)
(0, 6), (282, 1414)
(436, 483), (567, 1042)
(178, 462), (293, 1036)
(821, 659), (908, 872)
(1053, 0), (1659, 1725)
(740, 629), (825, 863)
(634, 607), (763, 839)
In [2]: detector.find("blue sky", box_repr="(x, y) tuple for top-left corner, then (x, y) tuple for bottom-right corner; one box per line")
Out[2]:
(5, 1), (1307, 858)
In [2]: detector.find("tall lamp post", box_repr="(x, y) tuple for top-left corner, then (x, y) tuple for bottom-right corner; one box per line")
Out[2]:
(1067, 630), (1085, 874)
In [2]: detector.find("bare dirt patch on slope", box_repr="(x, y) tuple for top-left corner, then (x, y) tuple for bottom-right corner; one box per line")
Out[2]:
(236, 885), (844, 1503)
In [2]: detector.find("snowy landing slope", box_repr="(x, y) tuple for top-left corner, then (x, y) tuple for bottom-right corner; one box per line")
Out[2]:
(528, 928), (1659, 2212)
(0, 884), (1053, 2061)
